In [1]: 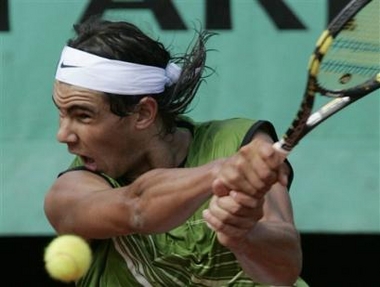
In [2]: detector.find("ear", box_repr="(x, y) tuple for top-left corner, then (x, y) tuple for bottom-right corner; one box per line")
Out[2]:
(133, 96), (158, 130)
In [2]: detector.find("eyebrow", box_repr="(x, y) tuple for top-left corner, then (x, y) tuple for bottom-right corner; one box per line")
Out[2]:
(51, 95), (97, 114)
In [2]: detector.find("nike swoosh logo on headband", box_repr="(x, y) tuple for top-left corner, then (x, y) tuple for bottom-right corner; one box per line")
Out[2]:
(60, 62), (81, 68)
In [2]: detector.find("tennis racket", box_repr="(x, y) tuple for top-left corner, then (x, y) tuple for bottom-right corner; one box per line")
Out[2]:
(273, 0), (380, 156)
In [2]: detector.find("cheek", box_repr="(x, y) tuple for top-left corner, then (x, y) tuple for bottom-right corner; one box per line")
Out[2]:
(94, 123), (132, 153)
(98, 131), (135, 176)
(77, 126), (118, 156)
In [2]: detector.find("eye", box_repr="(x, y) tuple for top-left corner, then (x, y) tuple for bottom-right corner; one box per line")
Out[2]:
(76, 113), (92, 122)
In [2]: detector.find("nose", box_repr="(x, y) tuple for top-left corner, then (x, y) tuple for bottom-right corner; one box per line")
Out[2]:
(56, 117), (78, 144)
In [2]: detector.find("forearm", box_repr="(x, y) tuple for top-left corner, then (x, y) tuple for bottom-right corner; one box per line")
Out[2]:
(233, 221), (302, 285)
(203, 135), (302, 284)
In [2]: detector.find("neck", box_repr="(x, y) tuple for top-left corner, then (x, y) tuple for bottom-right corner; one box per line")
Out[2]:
(121, 126), (192, 182)
(151, 127), (191, 169)
(170, 127), (192, 167)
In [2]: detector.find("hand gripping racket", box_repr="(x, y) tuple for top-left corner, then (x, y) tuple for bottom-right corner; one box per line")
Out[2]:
(273, 0), (380, 156)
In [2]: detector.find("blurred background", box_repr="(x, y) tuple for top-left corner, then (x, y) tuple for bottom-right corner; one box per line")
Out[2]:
(1, 0), (379, 285)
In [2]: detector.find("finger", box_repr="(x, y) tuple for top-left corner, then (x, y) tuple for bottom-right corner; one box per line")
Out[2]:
(202, 209), (252, 246)
(230, 190), (265, 209)
(217, 156), (253, 192)
(207, 196), (258, 228)
(203, 208), (253, 232)
(212, 178), (230, 197)
(258, 141), (285, 169)
(277, 162), (290, 187)
(238, 144), (279, 192)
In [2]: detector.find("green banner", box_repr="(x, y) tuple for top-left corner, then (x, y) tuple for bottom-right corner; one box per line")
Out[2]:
(1, 0), (378, 235)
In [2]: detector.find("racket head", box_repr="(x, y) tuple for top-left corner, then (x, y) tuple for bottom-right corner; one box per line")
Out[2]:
(277, 0), (380, 154)
(316, 0), (380, 95)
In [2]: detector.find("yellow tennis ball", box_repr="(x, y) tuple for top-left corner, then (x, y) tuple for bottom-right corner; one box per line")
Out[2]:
(44, 234), (92, 283)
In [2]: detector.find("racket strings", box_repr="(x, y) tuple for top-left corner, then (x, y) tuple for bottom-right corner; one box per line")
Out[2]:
(320, 60), (378, 77)
(331, 39), (379, 54)
(318, 0), (380, 90)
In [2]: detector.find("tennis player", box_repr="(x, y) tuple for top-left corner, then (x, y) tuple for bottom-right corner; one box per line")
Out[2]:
(44, 17), (308, 287)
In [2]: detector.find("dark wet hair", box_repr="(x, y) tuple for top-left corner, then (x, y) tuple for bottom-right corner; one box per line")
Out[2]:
(66, 17), (215, 134)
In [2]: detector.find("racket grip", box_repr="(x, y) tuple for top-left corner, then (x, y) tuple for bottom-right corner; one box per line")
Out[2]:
(273, 139), (290, 160)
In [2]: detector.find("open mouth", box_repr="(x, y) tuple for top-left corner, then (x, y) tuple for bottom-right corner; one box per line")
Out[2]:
(81, 156), (97, 171)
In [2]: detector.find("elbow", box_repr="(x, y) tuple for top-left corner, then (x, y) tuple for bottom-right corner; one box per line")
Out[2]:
(127, 198), (146, 234)
(125, 197), (167, 235)
(121, 193), (173, 235)
(118, 184), (152, 235)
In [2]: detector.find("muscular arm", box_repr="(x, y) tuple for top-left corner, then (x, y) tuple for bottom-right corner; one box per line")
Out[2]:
(44, 160), (222, 239)
(226, 185), (301, 285)
(202, 133), (302, 285)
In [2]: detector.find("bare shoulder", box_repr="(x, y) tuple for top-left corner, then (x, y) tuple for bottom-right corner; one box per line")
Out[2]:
(45, 169), (114, 213)
(44, 170), (115, 235)
(52, 169), (112, 192)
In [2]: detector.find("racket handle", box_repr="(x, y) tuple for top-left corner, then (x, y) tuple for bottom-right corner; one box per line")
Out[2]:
(273, 139), (290, 160)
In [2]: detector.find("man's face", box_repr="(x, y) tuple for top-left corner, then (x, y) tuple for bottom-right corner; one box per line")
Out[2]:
(53, 81), (142, 178)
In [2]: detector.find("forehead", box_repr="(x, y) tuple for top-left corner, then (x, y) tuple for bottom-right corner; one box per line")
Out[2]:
(53, 81), (107, 106)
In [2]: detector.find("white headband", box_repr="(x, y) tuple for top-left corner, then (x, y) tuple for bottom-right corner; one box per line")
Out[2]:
(55, 46), (182, 95)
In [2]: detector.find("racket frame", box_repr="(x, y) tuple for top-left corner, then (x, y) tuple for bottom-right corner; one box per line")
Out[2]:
(274, 0), (380, 156)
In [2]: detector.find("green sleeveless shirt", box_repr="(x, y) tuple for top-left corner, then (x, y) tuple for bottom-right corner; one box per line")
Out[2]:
(65, 117), (308, 287)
